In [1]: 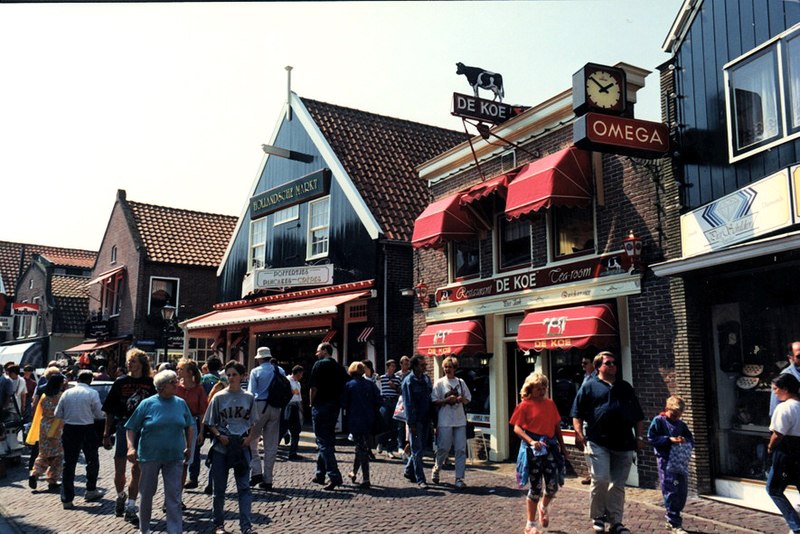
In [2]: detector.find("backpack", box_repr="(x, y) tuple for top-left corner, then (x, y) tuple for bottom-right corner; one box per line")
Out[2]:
(267, 371), (292, 409)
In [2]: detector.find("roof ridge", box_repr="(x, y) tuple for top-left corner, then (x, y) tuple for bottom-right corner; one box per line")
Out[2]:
(126, 200), (237, 220)
(0, 239), (96, 255)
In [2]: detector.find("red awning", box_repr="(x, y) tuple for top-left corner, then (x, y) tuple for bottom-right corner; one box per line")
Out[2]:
(321, 329), (337, 343)
(417, 320), (486, 357)
(460, 174), (510, 207)
(86, 266), (126, 286)
(517, 303), (617, 352)
(504, 146), (592, 219)
(64, 338), (126, 353)
(412, 193), (477, 249)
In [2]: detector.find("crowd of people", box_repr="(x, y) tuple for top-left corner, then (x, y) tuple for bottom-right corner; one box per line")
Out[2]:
(2, 341), (800, 534)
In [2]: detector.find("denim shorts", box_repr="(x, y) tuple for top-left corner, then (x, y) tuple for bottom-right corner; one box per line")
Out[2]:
(115, 422), (140, 459)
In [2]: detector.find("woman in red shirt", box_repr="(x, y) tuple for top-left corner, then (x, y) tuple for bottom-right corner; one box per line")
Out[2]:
(510, 372), (568, 534)
(176, 359), (208, 490)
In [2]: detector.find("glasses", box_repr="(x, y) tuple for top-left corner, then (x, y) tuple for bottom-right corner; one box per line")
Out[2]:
(168, 379), (178, 384)
(602, 361), (617, 367)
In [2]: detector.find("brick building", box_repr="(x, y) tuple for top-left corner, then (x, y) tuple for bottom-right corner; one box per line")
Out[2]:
(411, 63), (674, 488)
(69, 190), (236, 370)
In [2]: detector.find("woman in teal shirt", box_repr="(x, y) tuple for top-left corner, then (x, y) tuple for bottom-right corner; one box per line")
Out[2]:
(126, 370), (193, 534)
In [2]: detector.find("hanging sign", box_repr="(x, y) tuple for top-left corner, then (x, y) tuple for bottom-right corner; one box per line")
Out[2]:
(574, 112), (670, 158)
(254, 264), (334, 289)
(452, 93), (526, 125)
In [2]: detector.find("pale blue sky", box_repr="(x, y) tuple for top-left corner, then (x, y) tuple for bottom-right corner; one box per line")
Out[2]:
(0, 1), (683, 251)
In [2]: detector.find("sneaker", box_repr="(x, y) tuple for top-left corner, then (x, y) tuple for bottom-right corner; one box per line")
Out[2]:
(214, 528), (227, 534)
(418, 481), (428, 489)
(84, 489), (105, 502)
(611, 524), (631, 534)
(593, 519), (606, 533)
(124, 505), (139, 526)
(670, 527), (688, 534)
(28, 474), (37, 490)
(454, 478), (466, 490)
(431, 469), (440, 484)
(184, 479), (199, 489)
(249, 474), (263, 487)
(115, 493), (127, 517)
(62, 501), (74, 510)
(257, 482), (272, 491)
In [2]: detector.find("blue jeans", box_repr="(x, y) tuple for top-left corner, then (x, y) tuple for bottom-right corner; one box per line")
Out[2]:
(404, 420), (429, 483)
(379, 397), (398, 451)
(210, 448), (252, 532)
(61, 423), (99, 503)
(312, 402), (342, 484)
(286, 404), (302, 457)
(767, 449), (800, 532)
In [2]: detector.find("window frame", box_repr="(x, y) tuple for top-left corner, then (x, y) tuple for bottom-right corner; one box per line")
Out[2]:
(724, 23), (800, 162)
(100, 271), (124, 318)
(273, 204), (299, 227)
(496, 215), (532, 272)
(147, 276), (180, 317)
(549, 205), (597, 262)
(249, 217), (268, 270)
(306, 196), (331, 260)
(448, 239), (481, 282)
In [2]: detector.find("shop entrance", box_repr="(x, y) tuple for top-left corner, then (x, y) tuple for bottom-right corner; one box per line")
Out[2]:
(506, 342), (537, 457)
(254, 333), (320, 420)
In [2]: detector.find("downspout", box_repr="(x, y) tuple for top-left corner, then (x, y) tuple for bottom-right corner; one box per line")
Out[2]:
(383, 243), (388, 366)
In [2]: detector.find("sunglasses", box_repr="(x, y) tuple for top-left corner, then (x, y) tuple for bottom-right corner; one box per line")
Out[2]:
(602, 361), (617, 367)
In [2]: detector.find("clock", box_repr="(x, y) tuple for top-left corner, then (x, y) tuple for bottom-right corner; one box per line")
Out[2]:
(572, 63), (627, 116)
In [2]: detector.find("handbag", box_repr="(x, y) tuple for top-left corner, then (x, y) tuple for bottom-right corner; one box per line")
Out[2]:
(393, 395), (407, 422)
(666, 441), (693, 473)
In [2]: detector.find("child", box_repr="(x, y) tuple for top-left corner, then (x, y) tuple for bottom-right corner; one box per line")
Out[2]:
(648, 395), (694, 534)
(510, 372), (567, 534)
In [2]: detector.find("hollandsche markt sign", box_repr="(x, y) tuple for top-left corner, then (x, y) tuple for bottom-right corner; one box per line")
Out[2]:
(573, 112), (670, 158)
(250, 168), (331, 220)
(452, 93), (525, 125)
(435, 252), (633, 304)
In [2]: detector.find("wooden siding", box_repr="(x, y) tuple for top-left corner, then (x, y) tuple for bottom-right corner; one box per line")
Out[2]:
(675, 0), (800, 209)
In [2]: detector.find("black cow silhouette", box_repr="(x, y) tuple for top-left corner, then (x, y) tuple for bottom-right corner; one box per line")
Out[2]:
(456, 62), (504, 102)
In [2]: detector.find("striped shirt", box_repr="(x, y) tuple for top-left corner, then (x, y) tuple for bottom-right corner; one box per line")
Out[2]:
(379, 373), (401, 399)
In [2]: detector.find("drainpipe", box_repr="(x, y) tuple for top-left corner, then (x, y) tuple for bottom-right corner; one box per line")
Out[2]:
(383, 243), (388, 367)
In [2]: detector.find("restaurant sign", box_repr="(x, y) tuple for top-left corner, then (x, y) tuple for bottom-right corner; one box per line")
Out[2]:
(254, 264), (334, 289)
(11, 303), (39, 315)
(250, 168), (331, 220)
(573, 112), (670, 158)
(452, 93), (526, 125)
(435, 252), (632, 304)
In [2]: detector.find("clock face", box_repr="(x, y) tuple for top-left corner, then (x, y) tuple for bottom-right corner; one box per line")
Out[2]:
(586, 70), (622, 110)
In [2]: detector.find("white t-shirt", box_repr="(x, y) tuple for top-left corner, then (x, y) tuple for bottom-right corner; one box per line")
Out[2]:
(8, 376), (26, 413)
(431, 376), (471, 427)
(289, 377), (302, 405)
(770, 398), (800, 437)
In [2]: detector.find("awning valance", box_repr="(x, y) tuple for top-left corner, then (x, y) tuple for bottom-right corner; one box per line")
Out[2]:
(184, 291), (370, 332)
(0, 339), (46, 368)
(64, 338), (126, 354)
(412, 194), (477, 249)
(86, 266), (126, 286)
(505, 146), (592, 219)
(517, 303), (617, 352)
(417, 319), (486, 357)
(460, 174), (510, 207)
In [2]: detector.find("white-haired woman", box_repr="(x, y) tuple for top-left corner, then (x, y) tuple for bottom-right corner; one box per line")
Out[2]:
(125, 370), (194, 534)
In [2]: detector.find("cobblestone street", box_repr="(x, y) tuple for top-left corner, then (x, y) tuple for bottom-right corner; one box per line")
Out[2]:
(0, 432), (785, 534)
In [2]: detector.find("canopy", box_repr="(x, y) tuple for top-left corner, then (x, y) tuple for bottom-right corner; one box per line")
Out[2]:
(411, 193), (477, 249)
(505, 146), (592, 219)
(460, 173), (510, 206)
(86, 266), (126, 286)
(516, 303), (617, 352)
(63, 338), (126, 353)
(417, 319), (486, 357)
(0, 339), (47, 368)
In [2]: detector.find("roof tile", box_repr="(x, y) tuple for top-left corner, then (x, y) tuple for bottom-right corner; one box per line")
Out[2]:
(0, 241), (96, 298)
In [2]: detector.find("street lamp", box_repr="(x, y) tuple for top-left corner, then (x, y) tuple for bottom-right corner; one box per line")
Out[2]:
(160, 304), (176, 364)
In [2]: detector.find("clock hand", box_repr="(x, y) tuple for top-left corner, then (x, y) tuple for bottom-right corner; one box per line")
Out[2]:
(600, 82), (616, 92)
(589, 76), (605, 90)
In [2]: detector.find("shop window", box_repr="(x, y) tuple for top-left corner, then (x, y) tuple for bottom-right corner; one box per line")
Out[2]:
(100, 273), (124, 318)
(148, 277), (179, 317)
(498, 216), (531, 270)
(454, 354), (490, 420)
(450, 239), (480, 280)
(549, 348), (598, 429)
(249, 217), (267, 270)
(188, 337), (216, 363)
(307, 197), (330, 259)
(273, 205), (299, 226)
(552, 206), (595, 259)
(725, 25), (800, 160)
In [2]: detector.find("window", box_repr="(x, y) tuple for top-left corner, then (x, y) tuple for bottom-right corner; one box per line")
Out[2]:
(110, 245), (117, 264)
(273, 205), (299, 226)
(100, 272), (124, 318)
(188, 337), (216, 363)
(307, 197), (330, 259)
(549, 348), (599, 429)
(498, 216), (531, 270)
(450, 239), (480, 280)
(725, 24), (800, 160)
(552, 207), (595, 259)
(249, 218), (267, 269)
(148, 277), (179, 317)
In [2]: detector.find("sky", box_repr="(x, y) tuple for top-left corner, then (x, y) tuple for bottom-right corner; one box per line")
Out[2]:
(0, 0), (683, 252)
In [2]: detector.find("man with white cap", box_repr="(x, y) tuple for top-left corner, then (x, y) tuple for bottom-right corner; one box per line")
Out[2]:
(246, 346), (282, 490)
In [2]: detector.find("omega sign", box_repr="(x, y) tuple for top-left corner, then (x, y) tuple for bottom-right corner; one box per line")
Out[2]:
(573, 112), (670, 158)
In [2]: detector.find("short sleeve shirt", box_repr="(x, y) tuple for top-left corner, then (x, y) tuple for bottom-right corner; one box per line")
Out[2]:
(309, 357), (347, 406)
(103, 375), (156, 422)
(771, 398), (800, 437)
(125, 395), (193, 463)
(570, 376), (644, 451)
(509, 398), (561, 438)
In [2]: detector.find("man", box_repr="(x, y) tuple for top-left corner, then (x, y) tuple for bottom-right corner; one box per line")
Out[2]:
(22, 365), (37, 421)
(4, 364), (27, 424)
(201, 357), (226, 395)
(395, 355), (412, 456)
(378, 359), (401, 457)
(2, 363), (25, 457)
(770, 341), (800, 417)
(55, 370), (105, 509)
(571, 351), (644, 534)
(247, 346), (282, 490)
(309, 342), (348, 490)
(401, 355), (433, 488)
(102, 348), (156, 526)
(579, 355), (596, 485)
(286, 365), (304, 460)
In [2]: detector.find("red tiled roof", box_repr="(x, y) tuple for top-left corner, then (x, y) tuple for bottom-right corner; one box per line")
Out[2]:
(301, 98), (468, 241)
(126, 201), (237, 266)
(0, 241), (96, 298)
(51, 275), (90, 333)
(51, 275), (89, 299)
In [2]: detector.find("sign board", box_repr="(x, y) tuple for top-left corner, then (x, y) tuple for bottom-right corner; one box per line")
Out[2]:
(250, 168), (331, 220)
(451, 93), (525, 124)
(85, 320), (111, 340)
(0, 316), (11, 332)
(435, 252), (632, 304)
(681, 168), (792, 257)
(11, 302), (39, 315)
(573, 112), (670, 158)
(254, 264), (334, 290)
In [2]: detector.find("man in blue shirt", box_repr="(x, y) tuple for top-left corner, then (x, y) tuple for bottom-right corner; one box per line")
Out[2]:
(402, 355), (433, 488)
(247, 346), (281, 490)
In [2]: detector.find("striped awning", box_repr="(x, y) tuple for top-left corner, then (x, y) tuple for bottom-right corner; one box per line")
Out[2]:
(357, 326), (374, 343)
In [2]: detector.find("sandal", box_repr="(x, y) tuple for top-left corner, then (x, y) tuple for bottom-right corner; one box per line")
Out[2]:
(537, 502), (549, 528)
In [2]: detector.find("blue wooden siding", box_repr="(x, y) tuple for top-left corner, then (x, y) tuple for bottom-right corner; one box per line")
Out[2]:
(218, 115), (378, 303)
(675, 0), (800, 209)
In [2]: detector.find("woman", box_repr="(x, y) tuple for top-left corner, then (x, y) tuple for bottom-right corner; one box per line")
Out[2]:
(510, 372), (567, 534)
(27, 370), (65, 492)
(767, 373), (800, 534)
(204, 361), (257, 534)
(342, 362), (380, 489)
(125, 370), (193, 534)
(431, 356), (471, 489)
(176, 358), (207, 490)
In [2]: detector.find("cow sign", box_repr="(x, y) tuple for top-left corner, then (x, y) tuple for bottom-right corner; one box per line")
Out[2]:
(456, 62), (504, 102)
